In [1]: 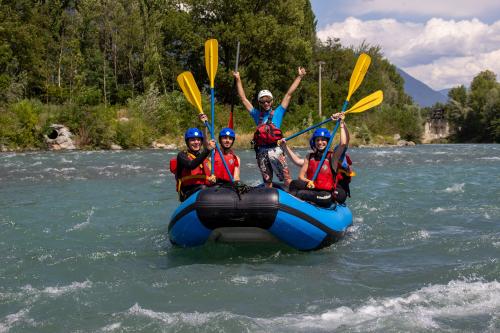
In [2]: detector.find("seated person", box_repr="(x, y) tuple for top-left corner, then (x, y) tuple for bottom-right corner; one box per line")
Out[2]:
(212, 127), (241, 184)
(172, 126), (216, 202)
(284, 113), (350, 207)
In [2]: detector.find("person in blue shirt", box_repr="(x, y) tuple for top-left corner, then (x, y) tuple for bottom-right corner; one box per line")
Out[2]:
(233, 67), (306, 188)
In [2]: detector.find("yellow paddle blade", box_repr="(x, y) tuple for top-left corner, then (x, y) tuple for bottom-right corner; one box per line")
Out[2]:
(345, 90), (383, 114)
(205, 39), (218, 88)
(177, 71), (203, 114)
(346, 53), (371, 101)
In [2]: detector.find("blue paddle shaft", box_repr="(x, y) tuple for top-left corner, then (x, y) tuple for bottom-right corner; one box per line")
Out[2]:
(204, 121), (235, 183)
(311, 100), (348, 182)
(210, 88), (215, 174)
(285, 117), (333, 141)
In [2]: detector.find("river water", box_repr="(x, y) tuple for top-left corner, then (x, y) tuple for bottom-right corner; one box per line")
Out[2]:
(0, 144), (499, 332)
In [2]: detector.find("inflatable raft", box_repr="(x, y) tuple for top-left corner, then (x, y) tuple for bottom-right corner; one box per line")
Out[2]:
(168, 186), (353, 251)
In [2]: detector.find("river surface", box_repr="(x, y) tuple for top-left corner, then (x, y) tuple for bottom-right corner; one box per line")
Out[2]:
(0, 144), (499, 332)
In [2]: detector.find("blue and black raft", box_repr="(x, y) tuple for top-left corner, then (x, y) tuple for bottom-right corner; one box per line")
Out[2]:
(168, 185), (353, 251)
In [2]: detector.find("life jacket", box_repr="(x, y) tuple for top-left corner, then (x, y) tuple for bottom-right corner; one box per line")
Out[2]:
(253, 109), (283, 147)
(335, 153), (355, 197)
(213, 149), (238, 182)
(169, 151), (211, 192)
(306, 151), (336, 191)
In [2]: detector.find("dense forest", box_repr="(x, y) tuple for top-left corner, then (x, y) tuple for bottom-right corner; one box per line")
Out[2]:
(0, 0), (497, 150)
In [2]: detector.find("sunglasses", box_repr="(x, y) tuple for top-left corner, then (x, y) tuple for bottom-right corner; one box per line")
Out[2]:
(259, 99), (273, 104)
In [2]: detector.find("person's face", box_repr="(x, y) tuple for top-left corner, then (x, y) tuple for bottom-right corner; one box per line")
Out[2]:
(220, 136), (234, 149)
(259, 97), (273, 111)
(315, 137), (328, 151)
(187, 137), (202, 151)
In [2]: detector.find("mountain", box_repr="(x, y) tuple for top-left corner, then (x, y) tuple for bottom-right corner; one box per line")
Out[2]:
(396, 68), (448, 107)
(439, 88), (451, 98)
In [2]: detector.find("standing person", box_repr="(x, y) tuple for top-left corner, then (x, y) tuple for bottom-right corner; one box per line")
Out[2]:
(286, 113), (350, 207)
(212, 127), (241, 183)
(170, 117), (216, 201)
(233, 67), (306, 188)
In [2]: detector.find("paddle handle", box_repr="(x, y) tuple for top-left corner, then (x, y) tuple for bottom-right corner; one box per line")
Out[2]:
(204, 121), (235, 183)
(311, 100), (348, 182)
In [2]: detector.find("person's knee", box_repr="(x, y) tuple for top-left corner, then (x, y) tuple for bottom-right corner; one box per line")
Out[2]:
(333, 186), (347, 204)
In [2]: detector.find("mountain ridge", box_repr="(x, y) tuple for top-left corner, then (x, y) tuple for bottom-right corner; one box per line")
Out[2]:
(396, 68), (448, 107)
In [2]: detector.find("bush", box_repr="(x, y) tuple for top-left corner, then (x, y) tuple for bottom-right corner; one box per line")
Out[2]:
(0, 100), (40, 148)
(115, 118), (152, 148)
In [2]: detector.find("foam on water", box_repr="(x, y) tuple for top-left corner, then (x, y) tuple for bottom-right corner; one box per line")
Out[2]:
(0, 309), (35, 333)
(66, 207), (95, 232)
(100, 322), (122, 332)
(121, 280), (499, 331)
(443, 183), (465, 193)
(21, 280), (92, 297)
(477, 156), (500, 160)
(289, 279), (498, 331)
(229, 274), (282, 285)
(431, 206), (457, 213)
(127, 303), (221, 326)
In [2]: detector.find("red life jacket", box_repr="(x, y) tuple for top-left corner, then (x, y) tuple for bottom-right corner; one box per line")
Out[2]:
(253, 109), (283, 147)
(213, 149), (238, 182)
(306, 152), (336, 191)
(169, 151), (211, 192)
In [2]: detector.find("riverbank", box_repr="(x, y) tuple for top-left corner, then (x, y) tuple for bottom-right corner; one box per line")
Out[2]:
(1, 130), (419, 152)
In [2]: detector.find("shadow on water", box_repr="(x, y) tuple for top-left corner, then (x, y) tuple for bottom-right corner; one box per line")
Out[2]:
(151, 226), (349, 270)
(158, 241), (301, 269)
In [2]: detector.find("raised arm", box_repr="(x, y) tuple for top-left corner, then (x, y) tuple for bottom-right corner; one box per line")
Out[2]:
(280, 67), (306, 109)
(199, 113), (210, 147)
(331, 113), (349, 167)
(232, 71), (253, 112)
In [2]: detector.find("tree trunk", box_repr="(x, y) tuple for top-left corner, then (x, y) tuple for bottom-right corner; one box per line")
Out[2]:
(128, 53), (135, 98)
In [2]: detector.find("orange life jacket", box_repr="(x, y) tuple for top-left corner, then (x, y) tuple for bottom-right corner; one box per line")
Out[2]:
(169, 151), (211, 192)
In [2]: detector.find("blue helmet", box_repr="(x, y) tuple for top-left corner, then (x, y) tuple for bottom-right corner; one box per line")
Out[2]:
(184, 128), (204, 141)
(218, 127), (236, 139)
(310, 128), (331, 150)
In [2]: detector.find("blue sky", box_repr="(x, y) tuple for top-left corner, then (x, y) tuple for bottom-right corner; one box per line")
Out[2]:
(310, 0), (500, 90)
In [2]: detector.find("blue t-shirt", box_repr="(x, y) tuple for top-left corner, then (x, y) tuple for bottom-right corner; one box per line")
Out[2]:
(249, 105), (286, 129)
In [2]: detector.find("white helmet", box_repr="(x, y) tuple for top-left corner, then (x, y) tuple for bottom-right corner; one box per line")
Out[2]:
(258, 90), (273, 101)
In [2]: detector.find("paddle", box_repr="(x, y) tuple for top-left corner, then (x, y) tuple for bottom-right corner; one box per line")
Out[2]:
(284, 90), (383, 141)
(312, 53), (372, 182)
(205, 39), (218, 176)
(177, 71), (235, 183)
(228, 41), (240, 129)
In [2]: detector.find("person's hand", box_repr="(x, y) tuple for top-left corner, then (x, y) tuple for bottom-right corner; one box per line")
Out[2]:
(306, 180), (315, 189)
(199, 113), (208, 123)
(298, 67), (306, 77)
(207, 175), (217, 184)
(232, 71), (240, 80)
(277, 138), (287, 146)
(207, 139), (216, 151)
(331, 112), (345, 121)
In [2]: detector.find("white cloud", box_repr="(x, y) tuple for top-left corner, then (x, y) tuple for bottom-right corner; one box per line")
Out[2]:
(317, 17), (500, 89)
(348, 0), (500, 18)
(405, 50), (500, 90)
